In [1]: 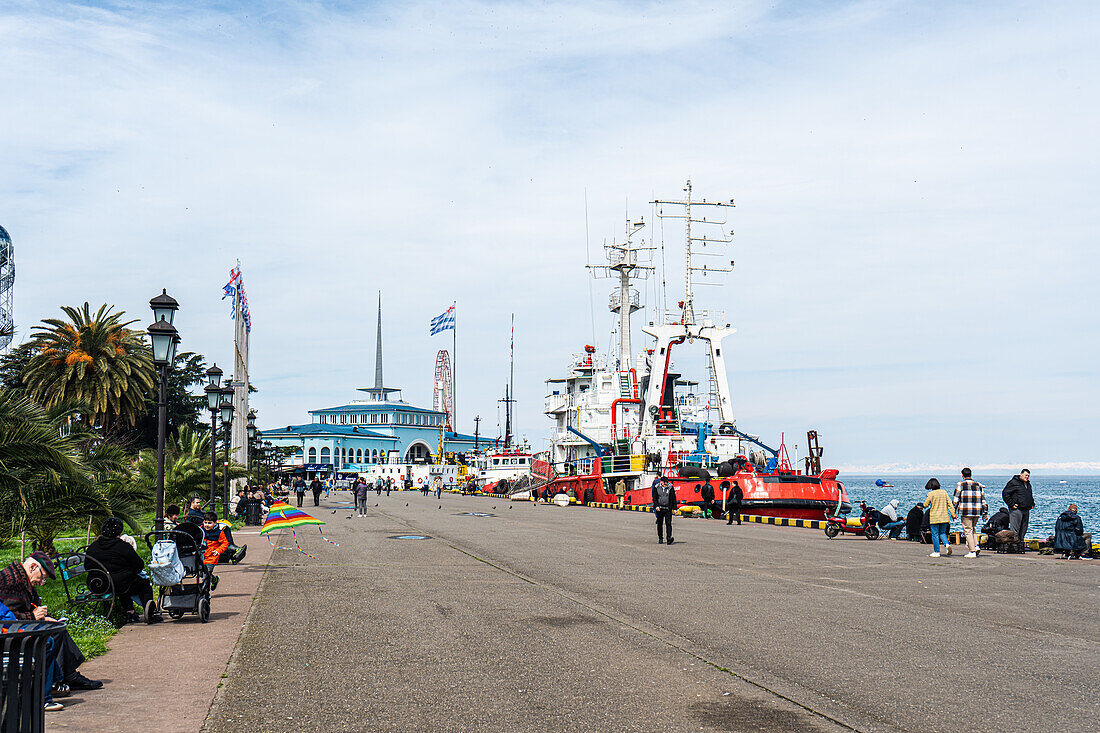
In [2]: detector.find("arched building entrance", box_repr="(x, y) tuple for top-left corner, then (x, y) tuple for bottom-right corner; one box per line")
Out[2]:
(404, 441), (432, 463)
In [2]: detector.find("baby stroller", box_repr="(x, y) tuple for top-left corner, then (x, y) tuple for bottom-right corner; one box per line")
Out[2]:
(144, 523), (213, 623)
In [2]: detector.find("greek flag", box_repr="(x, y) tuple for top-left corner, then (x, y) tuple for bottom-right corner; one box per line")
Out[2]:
(430, 305), (455, 335)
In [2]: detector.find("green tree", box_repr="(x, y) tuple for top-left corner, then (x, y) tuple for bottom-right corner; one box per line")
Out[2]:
(0, 341), (36, 396)
(131, 426), (248, 508)
(22, 303), (155, 433)
(125, 351), (209, 451)
(0, 391), (147, 552)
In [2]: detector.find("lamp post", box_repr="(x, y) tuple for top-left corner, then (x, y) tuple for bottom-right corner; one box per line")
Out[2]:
(219, 386), (235, 520)
(147, 290), (179, 532)
(204, 364), (223, 511)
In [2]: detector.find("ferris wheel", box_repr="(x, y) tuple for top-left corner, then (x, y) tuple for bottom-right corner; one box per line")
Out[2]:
(433, 349), (453, 431)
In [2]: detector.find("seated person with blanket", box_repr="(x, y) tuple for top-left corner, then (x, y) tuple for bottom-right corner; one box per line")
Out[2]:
(1052, 504), (1091, 559)
(85, 517), (162, 623)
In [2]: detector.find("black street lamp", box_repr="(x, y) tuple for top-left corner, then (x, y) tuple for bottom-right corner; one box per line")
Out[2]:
(219, 385), (234, 520)
(204, 364), (223, 510)
(147, 290), (180, 532)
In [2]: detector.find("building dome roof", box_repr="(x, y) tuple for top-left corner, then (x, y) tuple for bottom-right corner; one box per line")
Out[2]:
(0, 225), (10, 245)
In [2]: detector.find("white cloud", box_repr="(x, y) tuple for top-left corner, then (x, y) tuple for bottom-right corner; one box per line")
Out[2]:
(1, 0), (1097, 465)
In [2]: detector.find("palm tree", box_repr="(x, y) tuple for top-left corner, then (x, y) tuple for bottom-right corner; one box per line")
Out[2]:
(0, 389), (85, 509)
(22, 302), (155, 432)
(0, 391), (147, 552)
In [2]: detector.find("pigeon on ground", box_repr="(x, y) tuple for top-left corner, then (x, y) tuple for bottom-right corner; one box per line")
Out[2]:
(405, 503), (409, 507)
(492, 506), (496, 509)
(331, 510), (337, 514)
(375, 503), (379, 507)
(345, 516), (352, 520)
(438, 505), (442, 509)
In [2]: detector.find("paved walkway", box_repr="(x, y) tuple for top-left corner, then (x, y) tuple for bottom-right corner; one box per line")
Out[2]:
(46, 529), (273, 733)
(207, 493), (1100, 733)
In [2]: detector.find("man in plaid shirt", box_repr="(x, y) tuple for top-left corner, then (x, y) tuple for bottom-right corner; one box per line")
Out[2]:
(954, 467), (989, 557)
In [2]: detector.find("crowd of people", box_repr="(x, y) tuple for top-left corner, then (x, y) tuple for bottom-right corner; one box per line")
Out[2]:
(882, 468), (1093, 559)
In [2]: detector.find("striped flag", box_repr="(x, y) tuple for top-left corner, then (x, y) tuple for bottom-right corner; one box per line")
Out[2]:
(430, 304), (455, 335)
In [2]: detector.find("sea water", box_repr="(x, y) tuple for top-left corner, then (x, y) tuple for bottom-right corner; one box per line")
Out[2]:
(840, 474), (1099, 538)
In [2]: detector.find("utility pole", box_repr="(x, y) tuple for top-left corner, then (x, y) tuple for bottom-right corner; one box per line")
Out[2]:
(473, 415), (481, 450)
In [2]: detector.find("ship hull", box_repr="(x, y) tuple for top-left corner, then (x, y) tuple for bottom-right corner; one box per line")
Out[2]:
(537, 469), (849, 521)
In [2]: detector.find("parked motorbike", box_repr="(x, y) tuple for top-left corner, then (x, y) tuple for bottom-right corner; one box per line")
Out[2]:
(824, 500), (879, 540)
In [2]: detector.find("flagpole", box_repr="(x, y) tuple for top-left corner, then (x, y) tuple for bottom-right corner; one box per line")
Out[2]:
(452, 300), (457, 434)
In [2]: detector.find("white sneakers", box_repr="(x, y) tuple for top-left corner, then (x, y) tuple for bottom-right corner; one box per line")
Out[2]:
(929, 552), (941, 557)
(965, 552), (978, 558)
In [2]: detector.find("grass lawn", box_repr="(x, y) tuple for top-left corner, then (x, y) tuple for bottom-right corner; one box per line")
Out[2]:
(1, 511), (245, 660)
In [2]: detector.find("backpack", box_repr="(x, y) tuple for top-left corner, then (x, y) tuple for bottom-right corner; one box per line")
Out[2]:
(149, 539), (185, 586)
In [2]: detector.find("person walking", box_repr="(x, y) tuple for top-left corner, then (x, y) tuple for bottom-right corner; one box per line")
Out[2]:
(922, 478), (957, 557)
(723, 480), (743, 525)
(375, 477), (383, 497)
(433, 476), (443, 499)
(386, 477), (393, 496)
(699, 481), (716, 519)
(651, 476), (677, 545)
(295, 479), (307, 508)
(309, 476), (323, 507)
(614, 478), (627, 510)
(324, 478), (331, 500)
(1002, 469), (1034, 544)
(952, 468), (988, 558)
(355, 478), (369, 517)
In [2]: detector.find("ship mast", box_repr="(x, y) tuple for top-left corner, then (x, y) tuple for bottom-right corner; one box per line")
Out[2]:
(651, 179), (736, 326)
(590, 219), (652, 371)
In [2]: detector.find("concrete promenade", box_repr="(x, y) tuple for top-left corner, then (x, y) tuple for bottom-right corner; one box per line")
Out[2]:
(204, 493), (1098, 732)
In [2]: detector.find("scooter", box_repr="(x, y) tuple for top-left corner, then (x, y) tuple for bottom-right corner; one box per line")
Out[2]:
(823, 500), (879, 540)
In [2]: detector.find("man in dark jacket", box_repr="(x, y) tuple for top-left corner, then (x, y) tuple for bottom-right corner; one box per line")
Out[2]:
(185, 497), (205, 523)
(723, 480), (743, 525)
(0, 553), (102, 691)
(85, 517), (160, 622)
(904, 504), (924, 541)
(651, 477), (677, 545)
(311, 477), (324, 506)
(1002, 469), (1034, 541)
(699, 481), (716, 519)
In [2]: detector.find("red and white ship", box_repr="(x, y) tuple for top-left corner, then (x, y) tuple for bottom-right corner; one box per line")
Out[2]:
(538, 181), (850, 518)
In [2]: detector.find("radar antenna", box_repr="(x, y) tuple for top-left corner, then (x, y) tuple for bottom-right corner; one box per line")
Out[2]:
(651, 179), (736, 326)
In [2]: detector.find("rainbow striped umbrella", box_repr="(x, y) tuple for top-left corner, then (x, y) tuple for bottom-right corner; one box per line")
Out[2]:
(260, 501), (325, 535)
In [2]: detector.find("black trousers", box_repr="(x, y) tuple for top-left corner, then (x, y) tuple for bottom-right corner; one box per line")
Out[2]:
(726, 503), (742, 524)
(114, 574), (155, 612)
(56, 628), (86, 679)
(296, 492), (304, 507)
(700, 499), (715, 518)
(655, 508), (673, 541)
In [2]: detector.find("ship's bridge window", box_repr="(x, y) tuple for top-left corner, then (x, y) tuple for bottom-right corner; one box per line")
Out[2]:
(493, 458), (500, 466)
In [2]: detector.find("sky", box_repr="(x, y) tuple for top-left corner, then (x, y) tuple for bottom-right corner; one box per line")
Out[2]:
(1, 0), (1098, 473)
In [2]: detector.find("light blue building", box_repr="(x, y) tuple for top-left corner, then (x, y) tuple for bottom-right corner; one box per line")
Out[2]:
(260, 299), (479, 478)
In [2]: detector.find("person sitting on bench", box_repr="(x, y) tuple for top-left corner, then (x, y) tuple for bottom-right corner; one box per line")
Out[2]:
(85, 517), (162, 624)
(0, 552), (103, 695)
(186, 497), (205, 523)
(202, 512), (232, 566)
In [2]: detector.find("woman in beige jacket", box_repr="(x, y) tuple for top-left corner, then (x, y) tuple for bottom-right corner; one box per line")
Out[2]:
(923, 478), (957, 557)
